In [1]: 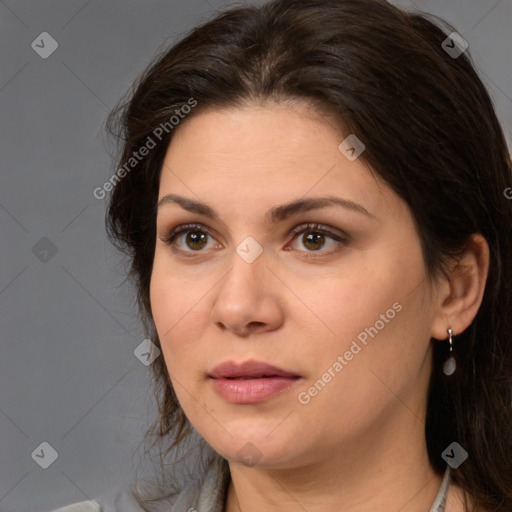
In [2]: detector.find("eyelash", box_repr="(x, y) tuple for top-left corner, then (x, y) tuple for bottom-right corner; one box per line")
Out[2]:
(160, 222), (349, 257)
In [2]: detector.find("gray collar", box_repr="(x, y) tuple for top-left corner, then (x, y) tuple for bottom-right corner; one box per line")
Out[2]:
(430, 464), (452, 512)
(171, 455), (451, 512)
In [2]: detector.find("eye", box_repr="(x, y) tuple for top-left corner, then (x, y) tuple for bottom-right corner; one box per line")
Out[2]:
(159, 222), (348, 256)
(159, 223), (220, 255)
(287, 223), (348, 255)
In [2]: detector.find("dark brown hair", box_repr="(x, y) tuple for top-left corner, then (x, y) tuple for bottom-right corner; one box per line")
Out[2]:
(105, 0), (512, 510)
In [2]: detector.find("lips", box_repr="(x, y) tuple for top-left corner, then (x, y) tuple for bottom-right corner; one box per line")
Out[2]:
(209, 360), (301, 404)
(209, 360), (300, 379)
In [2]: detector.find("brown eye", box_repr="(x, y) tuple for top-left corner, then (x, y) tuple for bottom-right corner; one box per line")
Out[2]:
(183, 230), (208, 250)
(161, 223), (218, 253)
(301, 232), (327, 251)
(288, 223), (349, 255)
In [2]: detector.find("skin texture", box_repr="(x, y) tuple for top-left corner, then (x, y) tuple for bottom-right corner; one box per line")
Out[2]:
(149, 102), (489, 512)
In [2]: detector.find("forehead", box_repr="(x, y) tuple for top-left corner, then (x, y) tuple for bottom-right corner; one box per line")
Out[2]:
(166, 101), (342, 163)
(157, 103), (401, 223)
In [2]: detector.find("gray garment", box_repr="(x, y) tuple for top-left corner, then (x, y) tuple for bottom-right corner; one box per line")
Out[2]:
(51, 456), (451, 512)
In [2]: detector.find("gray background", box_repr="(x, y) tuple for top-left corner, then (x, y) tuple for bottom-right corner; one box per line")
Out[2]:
(0, 1), (510, 511)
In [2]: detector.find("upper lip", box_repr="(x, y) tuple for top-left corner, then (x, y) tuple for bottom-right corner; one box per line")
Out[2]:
(209, 360), (300, 379)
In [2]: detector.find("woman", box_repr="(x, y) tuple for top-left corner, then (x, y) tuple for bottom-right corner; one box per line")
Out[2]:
(54, 0), (512, 510)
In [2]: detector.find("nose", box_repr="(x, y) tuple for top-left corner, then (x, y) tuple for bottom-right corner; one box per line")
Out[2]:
(209, 246), (284, 337)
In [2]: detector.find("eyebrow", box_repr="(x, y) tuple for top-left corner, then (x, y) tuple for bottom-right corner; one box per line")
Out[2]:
(157, 193), (375, 223)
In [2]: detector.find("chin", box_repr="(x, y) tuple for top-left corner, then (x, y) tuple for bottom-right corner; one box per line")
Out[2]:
(207, 431), (304, 469)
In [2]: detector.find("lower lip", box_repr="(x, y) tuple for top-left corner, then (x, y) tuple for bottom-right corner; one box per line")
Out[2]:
(210, 376), (300, 404)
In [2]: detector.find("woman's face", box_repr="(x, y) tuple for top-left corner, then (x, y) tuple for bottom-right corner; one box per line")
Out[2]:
(150, 102), (444, 468)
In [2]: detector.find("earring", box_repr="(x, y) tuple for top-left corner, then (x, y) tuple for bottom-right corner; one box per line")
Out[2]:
(443, 327), (456, 376)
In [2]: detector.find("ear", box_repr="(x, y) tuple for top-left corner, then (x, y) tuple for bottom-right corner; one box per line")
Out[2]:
(430, 233), (490, 341)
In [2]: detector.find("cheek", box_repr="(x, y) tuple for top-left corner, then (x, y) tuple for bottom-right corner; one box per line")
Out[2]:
(292, 252), (431, 408)
(291, 264), (399, 352)
(149, 267), (212, 377)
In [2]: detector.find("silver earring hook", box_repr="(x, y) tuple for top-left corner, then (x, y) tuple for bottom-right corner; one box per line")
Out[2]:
(443, 327), (456, 376)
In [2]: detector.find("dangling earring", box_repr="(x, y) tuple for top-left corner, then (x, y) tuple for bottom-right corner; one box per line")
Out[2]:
(443, 327), (456, 376)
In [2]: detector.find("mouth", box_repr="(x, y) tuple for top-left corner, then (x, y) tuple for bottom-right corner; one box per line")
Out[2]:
(208, 360), (301, 404)
(209, 375), (301, 404)
(208, 360), (301, 380)
(223, 375), (291, 380)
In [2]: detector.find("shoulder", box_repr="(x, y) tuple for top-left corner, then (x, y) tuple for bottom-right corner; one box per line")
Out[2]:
(50, 488), (144, 512)
(51, 455), (230, 512)
(51, 499), (102, 512)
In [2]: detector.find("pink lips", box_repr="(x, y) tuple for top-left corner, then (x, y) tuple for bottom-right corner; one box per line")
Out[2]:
(208, 360), (301, 404)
